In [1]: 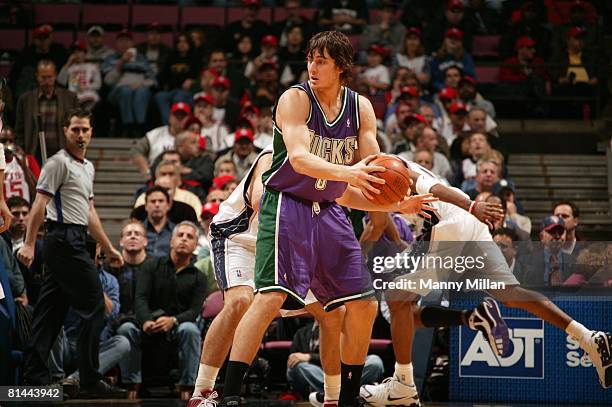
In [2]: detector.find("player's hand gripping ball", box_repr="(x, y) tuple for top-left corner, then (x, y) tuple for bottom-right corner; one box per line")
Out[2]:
(366, 154), (412, 205)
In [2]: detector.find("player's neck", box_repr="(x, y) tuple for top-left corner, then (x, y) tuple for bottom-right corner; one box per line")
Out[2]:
(311, 83), (343, 108)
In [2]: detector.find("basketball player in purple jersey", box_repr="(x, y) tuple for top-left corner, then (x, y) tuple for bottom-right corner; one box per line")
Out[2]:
(218, 31), (436, 407)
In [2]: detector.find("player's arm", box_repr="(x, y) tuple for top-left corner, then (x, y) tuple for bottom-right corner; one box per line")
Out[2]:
(248, 153), (272, 214)
(337, 185), (436, 216)
(277, 88), (385, 197)
(89, 202), (124, 267)
(17, 192), (50, 267)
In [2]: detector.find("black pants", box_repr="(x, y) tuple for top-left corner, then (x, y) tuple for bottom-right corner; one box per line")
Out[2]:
(23, 223), (104, 386)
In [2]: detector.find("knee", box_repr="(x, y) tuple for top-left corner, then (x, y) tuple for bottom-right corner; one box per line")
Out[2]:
(117, 322), (140, 339)
(114, 336), (131, 356)
(225, 293), (253, 317)
(365, 354), (384, 376)
(387, 299), (414, 315)
(346, 299), (378, 320)
(177, 321), (201, 339)
(317, 307), (344, 328)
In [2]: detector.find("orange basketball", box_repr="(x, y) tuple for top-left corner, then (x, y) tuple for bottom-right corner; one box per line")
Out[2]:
(367, 154), (412, 206)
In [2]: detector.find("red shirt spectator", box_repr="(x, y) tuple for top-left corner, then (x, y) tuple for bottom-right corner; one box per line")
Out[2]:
(500, 36), (550, 88)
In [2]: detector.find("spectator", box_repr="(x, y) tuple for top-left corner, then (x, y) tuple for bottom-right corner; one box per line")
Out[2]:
(102, 30), (155, 137)
(15, 60), (79, 162)
(1, 127), (38, 203)
(215, 128), (259, 180)
(418, 104), (437, 126)
(8, 197), (43, 306)
(392, 113), (427, 155)
(155, 33), (201, 124)
(132, 160), (200, 224)
(424, 0), (473, 54)
(278, 25), (307, 88)
(499, 0), (551, 60)
(318, 0), (368, 35)
(133, 221), (207, 400)
(464, 158), (499, 199)
(550, 27), (599, 89)
(210, 75), (241, 131)
(443, 65), (463, 90)
(229, 34), (256, 74)
(361, 44), (391, 96)
(528, 216), (575, 286)
(440, 101), (468, 146)
(273, 0), (314, 47)
(551, 0), (603, 61)
(0, 230), (27, 308)
(84, 26), (114, 68)
(57, 41), (102, 111)
(251, 62), (281, 107)
(400, 126), (452, 180)
(499, 36), (551, 100)
(193, 93), (230, 154)
(188, 27), (208, 66)
(50, 243), (130, 399)
(496, 183), (530, 234)
(430, 28), (476, 92)
(459, 76), (496, 119)
(465, 107), (498, 138)
(175, 131), (214, 200)
(203, 50), (249, 101)
(206, 189), (226, 204)
(215, 159), (238, 179)
(492, 228), (528, 283)
(459, 131), (491, 189)
(139, 185), (174, 258)
(9, 24), (68, 100)
(384, 86), (421, 141)
(136, 22), (171, 77)
(225, 0), (270, 55)
(184, 116), (202, 135)
(252, 105), (274, 150)
(393, 27), (431, 86)
(287, 320), (384, 399)
(413, 148), (434, 172)
(360, 0), (405, 52)
(464, 0), (499, 35)
(553, 201), (582, 255)
(131, 102), (190, 178)
(196, 201), (220, 261)
(432, 86), (459, 139)
(485, 194), (530, 241)
(245, 35), (280, 80)
(111, 220), (152, 398)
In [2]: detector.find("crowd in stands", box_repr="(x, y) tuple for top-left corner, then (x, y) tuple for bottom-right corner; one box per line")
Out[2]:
(0, 0), (610, 401)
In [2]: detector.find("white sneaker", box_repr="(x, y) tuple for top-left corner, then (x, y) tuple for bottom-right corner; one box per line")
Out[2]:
(359, 376), (420, 406)
(309, 391), (338, 407)
(582, 331), (612, 389)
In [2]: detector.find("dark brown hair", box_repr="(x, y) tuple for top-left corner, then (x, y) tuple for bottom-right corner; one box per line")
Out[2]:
(306, 31), (353, 84)
(63, 108), (92, 127)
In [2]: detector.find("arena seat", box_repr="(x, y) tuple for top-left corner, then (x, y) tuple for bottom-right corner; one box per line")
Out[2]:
(132, 31), (174, 48)
(474, 66), (500, 84)
(202, 290), (224, 319)
(52, 30), (75, 49)
(180, 7), (225, 29)
(33, 3), (81, 30)
(82, 4), (129, 29)
(272, 7), (317, 22)
(369, 338), (392, 352)
(0, 29), (26, 51)
(227, 7), (272, 24)
(471, 35), (500, 59)
(131, 4), (179, 31)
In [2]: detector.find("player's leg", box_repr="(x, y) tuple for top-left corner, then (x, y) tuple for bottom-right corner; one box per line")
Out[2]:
(306, 301), (344, 406)
(489, 285), (612, 388)
(190, 286), (254, 405)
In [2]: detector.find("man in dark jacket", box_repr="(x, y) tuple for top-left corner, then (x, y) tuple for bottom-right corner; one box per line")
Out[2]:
(15, 60), (78, 163)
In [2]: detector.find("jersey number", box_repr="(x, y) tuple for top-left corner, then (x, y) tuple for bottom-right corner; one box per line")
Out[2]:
(315, 178), (327, 190)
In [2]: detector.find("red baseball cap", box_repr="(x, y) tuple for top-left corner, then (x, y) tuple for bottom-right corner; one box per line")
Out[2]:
(240, 102), (260, 117)
(406, 27), (422, 38)
(243, 0), (261, 7)
(515, 36), (536, 49)
(368, 44), (388, 57)
(447, 0), (465, 10)
(449, 101), (468, 114)
(171, 102), (191, 115)
(438, 87), (459, 100)
(261, 35), (278, 47)
(567, 26), (586, 38)
(147, 22), (162, 32)
(212, 75), (231, 89)
(33, 25), (52, 38)
(399, 86), (419, 98)
(460, 75), (477, 86)
(445, 27), (464, 39)
(259, 61), (278, 71)
(570, 0), (587, 10)
(202, 202), (220, 218)
(213, 174), (237, 190)
(234, 128), (254, 143)
(70, 40), (86, 52)
(193, 92), (214, 105)
(183, 115), (202, 131)
(404, 113), (427, 125)
(116, 29), (133, 39)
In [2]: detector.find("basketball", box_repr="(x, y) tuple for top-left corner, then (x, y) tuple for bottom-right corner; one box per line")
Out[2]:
(366, 154), (412, 206)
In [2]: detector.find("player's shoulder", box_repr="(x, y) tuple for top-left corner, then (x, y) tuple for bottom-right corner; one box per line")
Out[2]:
(279, 86), (311, 105)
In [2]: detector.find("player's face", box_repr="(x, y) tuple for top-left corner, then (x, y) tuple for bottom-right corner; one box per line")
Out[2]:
(64, 117), (92, 150)
(171, 225), (198, 255)
(554, 204), (578, 232)
(120, 224), (147, 253)
(307, 49), (342, 89)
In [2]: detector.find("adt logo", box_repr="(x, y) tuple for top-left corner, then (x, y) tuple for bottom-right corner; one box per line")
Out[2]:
(459, 317), (544, 379)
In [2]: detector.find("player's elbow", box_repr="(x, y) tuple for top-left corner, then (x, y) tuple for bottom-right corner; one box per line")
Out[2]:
(288, 152), (309, 175)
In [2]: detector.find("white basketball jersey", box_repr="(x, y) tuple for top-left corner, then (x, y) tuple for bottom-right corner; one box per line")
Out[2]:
(210, 148), (272, 249)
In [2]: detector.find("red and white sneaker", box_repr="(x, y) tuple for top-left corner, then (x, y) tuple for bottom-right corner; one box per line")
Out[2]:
(187, 389), (218, 407)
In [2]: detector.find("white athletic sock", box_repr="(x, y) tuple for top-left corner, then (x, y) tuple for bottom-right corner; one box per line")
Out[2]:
(394, 362), (414, 385)
(194, 363), (219, 394)
(324, 374), (341, 402)
(566, 320), (591, 345)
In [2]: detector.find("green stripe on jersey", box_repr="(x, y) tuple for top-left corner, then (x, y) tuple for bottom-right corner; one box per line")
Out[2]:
(262, 126), (288, 186)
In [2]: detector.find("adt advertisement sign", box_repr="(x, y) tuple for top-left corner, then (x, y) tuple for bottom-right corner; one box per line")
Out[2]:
(459, 318), (544, 379)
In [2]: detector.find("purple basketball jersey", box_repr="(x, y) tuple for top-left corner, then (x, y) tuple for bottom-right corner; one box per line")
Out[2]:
(264, 81), (361, 202)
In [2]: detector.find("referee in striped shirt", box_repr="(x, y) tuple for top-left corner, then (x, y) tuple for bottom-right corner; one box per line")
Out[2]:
(17, 108), (126, 398)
